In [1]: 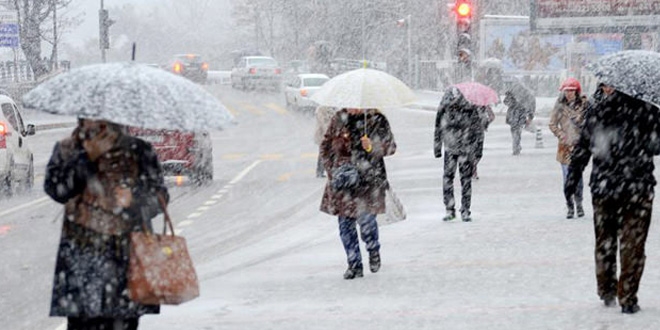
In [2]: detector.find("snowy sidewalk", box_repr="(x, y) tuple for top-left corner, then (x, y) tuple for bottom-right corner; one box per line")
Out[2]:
(138, 105), (660, 330)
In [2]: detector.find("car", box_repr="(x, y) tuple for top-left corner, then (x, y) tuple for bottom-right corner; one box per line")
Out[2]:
(0, 94), (35, 195)
(168, 54), (209, 84)
(230, 56), (282, 91)
(283, 73), (330, 112)
(128, 127), (213, 185)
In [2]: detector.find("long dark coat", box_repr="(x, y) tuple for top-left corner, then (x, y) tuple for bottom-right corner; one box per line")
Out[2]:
(319, 109), (396, 217)
(434, 88), (484, 159)
(45, 129), (169, 318)
(567, 91), (660, 199)
(504, 81), (535, 129)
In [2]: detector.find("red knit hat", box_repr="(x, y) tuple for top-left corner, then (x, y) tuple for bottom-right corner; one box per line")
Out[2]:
(559, 77), (581, 95)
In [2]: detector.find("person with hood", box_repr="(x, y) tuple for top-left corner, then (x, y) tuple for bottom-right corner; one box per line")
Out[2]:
(566, 84), (660, 314)
(455, 48), (474, 83)
(434, 87), (483, 222)
(45, 118), (169, 329)
(548, 77), (588, 219)
(503, 78), (536, 155)
(314, 106), (337, 177)
(319, 108), (396, 280)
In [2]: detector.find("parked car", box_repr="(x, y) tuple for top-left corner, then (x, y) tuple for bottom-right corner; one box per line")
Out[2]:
(0, 94), (35, 195)
(128, 127), (213, 185)
(284, 73), (330, 112)
(168, 54), (209, 84)
(230, 56), (282, 91)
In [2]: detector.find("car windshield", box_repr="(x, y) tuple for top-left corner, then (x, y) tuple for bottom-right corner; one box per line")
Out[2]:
(176, 54), (203, 63)
(248, 58), (277, 67)
(303, 78), (329, 87)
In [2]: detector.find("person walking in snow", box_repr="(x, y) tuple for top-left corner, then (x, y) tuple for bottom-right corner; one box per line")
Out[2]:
(319, 108), (396, 280)
(434, 86), (483, 222)
(548, 78), (588, 219)
(44, 118), (169, 329)
(503, 79), (535, 155)
(566, 84), (660, 314)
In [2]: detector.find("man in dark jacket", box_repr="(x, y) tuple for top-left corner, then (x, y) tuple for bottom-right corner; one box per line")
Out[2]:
(566, 84), (660, 314)
(45, 119), (169, 329)
(434, 87), (483, 222)
(503, 79), (535, 155)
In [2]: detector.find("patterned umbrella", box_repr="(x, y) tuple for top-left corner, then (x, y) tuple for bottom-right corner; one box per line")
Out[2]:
(22, 62), (235, 131)
(586, 50), (660, 107)
(453, 82), (499, 106)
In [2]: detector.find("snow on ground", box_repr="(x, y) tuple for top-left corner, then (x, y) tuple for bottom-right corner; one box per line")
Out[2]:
(136, 97), (660, 330)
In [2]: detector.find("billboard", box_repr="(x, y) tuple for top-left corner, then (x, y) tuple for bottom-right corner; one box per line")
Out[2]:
(479, 16), (572, 73)
(531, 0), (660, 33)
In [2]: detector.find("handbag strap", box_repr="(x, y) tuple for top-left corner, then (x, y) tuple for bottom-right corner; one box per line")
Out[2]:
(157, 194), (175, 236)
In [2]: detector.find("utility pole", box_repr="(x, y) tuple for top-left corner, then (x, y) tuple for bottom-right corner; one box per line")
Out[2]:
(52, 0), (57, 70)
(99, 0), (114, 62)
(406, 14), (412, 88)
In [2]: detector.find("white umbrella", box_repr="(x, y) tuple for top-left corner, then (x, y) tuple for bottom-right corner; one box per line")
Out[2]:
(311, 68), (416, 109)
(22, 62), (235, 131)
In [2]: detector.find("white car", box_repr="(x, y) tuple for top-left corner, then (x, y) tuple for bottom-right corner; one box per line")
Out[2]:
(0, 94), (35, 195)
(230, 56), (282, 91)
(283, 73), (330, 112)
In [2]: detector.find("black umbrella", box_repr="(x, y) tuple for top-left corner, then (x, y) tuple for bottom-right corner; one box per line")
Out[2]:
(586, 50), (660, 107)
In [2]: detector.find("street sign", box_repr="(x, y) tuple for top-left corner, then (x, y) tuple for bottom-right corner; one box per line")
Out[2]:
(0, 10), (17, 48)
(531, 0), (660, 34)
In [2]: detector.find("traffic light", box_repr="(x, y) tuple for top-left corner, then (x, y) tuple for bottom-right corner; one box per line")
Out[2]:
(454, 0), (473, 56)
(99, 9), (115, 50)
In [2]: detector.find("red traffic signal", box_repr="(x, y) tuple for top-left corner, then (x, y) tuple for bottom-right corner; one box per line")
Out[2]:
(455, 1), (472, 18)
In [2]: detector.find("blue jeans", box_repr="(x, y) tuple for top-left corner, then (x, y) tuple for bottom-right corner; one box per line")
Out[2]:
(338, 214), (380, 269)
(561, 164), (583, 205)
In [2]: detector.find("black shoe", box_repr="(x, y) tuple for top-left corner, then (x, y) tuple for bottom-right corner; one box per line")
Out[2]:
(621, 304), (641, 314)
(576, 204), (585, 217)
(602, 296), (616, 307)
(369, 251), (381, 273)
(343, 266), (364, 280)
(461, 212), (472, 222)
(443, 211), (456, 221)
(566, 208), (575, 219)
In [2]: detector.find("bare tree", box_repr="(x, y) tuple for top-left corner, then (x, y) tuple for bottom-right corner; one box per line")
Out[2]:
(12, 0), (74, 79)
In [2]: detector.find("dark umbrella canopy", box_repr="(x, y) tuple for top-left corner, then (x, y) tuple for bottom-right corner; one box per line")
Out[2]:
(586, 50), (660, 107)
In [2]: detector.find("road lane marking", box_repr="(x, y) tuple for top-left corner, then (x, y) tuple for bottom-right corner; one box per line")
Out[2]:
(197, 206), (211, 211)
(203, 200), (218, 206)
(229, 160), (262, 185)
(224, 104), (239, 116)
(187, 212), (203, 219)
(260, 154), (283, 160)
(264, 102), (289, 115)
(222, 153), (246, 160)
(211, 194), (223, 199)
(177, 220), (194, 228)
(240, 103), (265, 115)
(0, 196), (50, 217)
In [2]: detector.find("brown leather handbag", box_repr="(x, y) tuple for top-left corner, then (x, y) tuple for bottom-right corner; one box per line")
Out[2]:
(128, 195), (200, 305)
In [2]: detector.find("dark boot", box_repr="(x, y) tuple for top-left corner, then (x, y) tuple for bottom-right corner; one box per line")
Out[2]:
(621, 304), (641, 314)
(602, 295), (616, 307)
(369, 251), (381, 273)
(566, 203), (575, 219)
(461, 210), (472, 222)
(443, 210), (456, 221)
(576, 204), (585, 218)
(343, 266), (364, 280)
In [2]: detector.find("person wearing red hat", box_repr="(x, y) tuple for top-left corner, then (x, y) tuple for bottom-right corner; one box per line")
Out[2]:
(549, 77), (587, 219)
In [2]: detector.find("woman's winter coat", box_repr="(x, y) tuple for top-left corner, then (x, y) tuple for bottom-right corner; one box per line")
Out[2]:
(319, 109), (396, 217)
(44, 129), (169, 319)
(548, 95), (588, 164)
